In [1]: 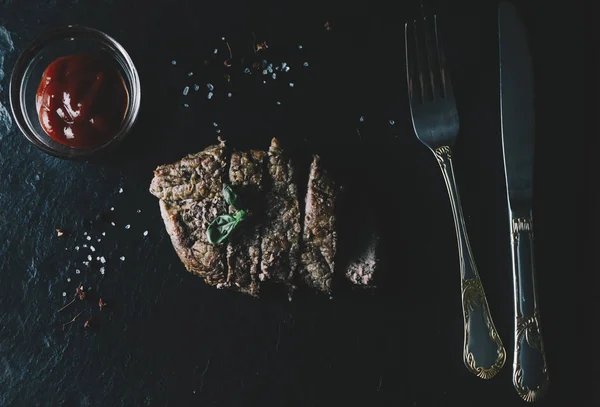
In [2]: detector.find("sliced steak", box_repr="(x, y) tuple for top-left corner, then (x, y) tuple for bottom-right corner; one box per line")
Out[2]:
(150, 140), (229, 286)
(259, 138), (302, 285)
(300, 155), (338, 293)
(226, 150), (267, 296)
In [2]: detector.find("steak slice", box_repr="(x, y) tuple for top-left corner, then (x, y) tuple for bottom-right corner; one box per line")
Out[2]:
(150, 140), (228, 286)
(300, 155), (338, 293)
(226, 150), (267, 296)
(259, 138), (302, 285)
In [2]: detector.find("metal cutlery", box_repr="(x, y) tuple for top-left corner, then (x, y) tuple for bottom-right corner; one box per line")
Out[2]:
(405, 15), (505, 379)
(498, 2), (549, 401)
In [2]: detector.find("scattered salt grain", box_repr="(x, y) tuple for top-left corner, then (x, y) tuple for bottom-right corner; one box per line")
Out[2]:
(193, 84), (200, 92)
(76, 269), (80, 274)
(75, 246), (79, 251)
(119, 188), (123, 193)
(111, 222), (115, 226)
(137, 209), (141, 213)
(276, 101), (281, 105)
(171, 60), (177, 65)
(284, 66), (290, 72)
(216, 129), (221, 134)
(303, 62), (309, 67)
(213, 122), (218, 127)
(262, 69), (268, 75)
(188, 72), (194, 76)
(86, 236), (91, 241)
(100, 256), (106, 264)
(289, 82), (295, 87)
(110, 207), (114, 211)
(207, 83), (214, 91)
(359, 116), (365, 122)
(221, 37), (225, 40)
(184, 103), (189, 108)
(96, 257), (100, 261)
(244, 68), (250, 74)
(207, 92), (213, 99)
(281, 62), (287, 70)
(62, 292), (67, 297)
(183, 86), (189, 96)
(83, 261), (89, 266)
(125, 224), (131, 230)
(102, 232), (106, 236)
(227, 93), (232, 98)
(97, 239), (101, 242)
(90, 246), (96, 252)
(84, 232), (87, 236)
(120, 256), (125, 261)
(389, 120), (395, 126)
(87, 255), (92, 261)
(143, 231), (149, 236)
(298, 45), (303, 49)
(83, 245), (88, 249)
(213, 48), (218, 54)
(67, 278), (71, 282)
(100, 267), (105, 275)
(272, 73), (277, 79)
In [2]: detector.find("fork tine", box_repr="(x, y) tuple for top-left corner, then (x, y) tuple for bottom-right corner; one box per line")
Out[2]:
(432, 15), (454, 100)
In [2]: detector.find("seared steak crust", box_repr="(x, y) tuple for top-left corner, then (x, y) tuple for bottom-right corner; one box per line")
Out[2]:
(300, 155), (338, 293)
(226, 150), (266, 296)
(150, 141), (228, 285)
(259, 138), (302, 284)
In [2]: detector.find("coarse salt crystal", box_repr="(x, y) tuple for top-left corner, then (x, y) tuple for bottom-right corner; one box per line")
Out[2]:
(90, 246), (96, 252)
(272, 73), (277, 79)
(213, 48), (218, 54)
(207, 83), (214, 91)
(87, 255), (92, 261)
(125, 224), (131, 230)
(183, 86), (189, 96)
(262, 69), (268, 75)
(216, 129), (221, 134)
(207, 92), (213, 99)
(267, 64), (273, 73)
(83, 244), (88, 248)
(100, 267), (105, 275)
(120, 256), (125, 261)
(62, 292), (66, 297)
(359, 116), (365, 122)
(143, 231), (149, 236)
(284, 66), (290, 72)
(244, 68), (250, 74)
(97, 239), (101, 242)
(213, 122), (218, 127)
(227, 93), (232, 98)
(111, 222), (115, 226)
(137, 209), (141, 213)
(119, 188), (123, 193)
(84, 232), (87, 236)
(171, 60), (177, 65)
(100, 257), (106, 264)
(221, 37), (225, 40)
(184, 103), (189, 108)
(303, 62), (309, 67)
(298, 45), (303, 49)
(276, 101), (281, 105)
(76, 269), (80, 274)
(188, 72), (194, 76)
(282, 62), (287, 69)
(67, 278), (71, 282)
(102, 232), (106, 236)
(86, 236), (91, 241)
(83, 261), (89, 266)
(75, 246), (79, 251)
(194, 84), (200, 91)
(289, 82), (294, 87)
(389, 120), (395, 126)
(96, 257), (100, 261)
(110, 207), (114, 211)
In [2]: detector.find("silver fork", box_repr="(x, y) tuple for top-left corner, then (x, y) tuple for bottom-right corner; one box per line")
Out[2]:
(405, 15), (506, 379)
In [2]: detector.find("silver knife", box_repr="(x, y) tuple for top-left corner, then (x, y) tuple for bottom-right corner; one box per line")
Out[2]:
(498, 2), (549, 402)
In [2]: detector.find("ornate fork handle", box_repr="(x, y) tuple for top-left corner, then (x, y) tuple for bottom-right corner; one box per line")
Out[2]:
(434, 146), (506, 379)
(510, 212), (549, 402)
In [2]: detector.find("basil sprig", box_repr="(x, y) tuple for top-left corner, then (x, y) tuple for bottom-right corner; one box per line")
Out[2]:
(206, 184), (247, 245)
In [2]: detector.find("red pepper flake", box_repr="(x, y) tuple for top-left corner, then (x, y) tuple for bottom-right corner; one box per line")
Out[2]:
(76, 283), (86, 300)
(223, 42), (233, 67)
(83, 316), (92, 329)
(98, 298), (106, 311)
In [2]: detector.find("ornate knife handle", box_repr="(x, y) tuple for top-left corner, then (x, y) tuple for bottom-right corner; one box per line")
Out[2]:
(510, 213), (549, 402)
(435, 146), (506, 379)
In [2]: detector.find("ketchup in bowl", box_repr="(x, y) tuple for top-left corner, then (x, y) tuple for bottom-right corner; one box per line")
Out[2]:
(36, 53), (129, 149)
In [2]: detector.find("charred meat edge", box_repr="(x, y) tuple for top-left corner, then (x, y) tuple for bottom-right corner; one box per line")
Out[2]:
(259, 138), (302, 285)
(300, 155), (337, 293)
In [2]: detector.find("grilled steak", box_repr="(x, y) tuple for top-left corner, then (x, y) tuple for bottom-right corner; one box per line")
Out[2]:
(259, 138), (302, 285)
(150, 140), (229, 286)
(300, 155), (338, 293)
(226, 150), (267, 296)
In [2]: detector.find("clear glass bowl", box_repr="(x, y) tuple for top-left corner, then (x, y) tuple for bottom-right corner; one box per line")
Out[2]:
(9, 25), (141, 159)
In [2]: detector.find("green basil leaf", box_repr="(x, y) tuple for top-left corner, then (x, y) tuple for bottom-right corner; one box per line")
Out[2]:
(222, 184), (238, 208)
(234, 209), (248, 222)
(207, 214), (239, 244)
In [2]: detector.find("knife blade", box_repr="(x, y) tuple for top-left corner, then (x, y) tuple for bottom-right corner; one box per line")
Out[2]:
(499, 2), (549, 402)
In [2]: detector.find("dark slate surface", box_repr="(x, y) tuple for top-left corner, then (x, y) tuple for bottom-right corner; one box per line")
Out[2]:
(0, 1), (587, 406)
